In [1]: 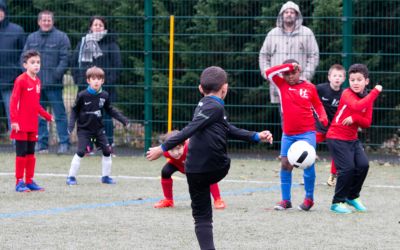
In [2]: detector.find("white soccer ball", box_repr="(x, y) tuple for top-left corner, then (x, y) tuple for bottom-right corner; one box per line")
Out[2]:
(287, 140), (316, 169)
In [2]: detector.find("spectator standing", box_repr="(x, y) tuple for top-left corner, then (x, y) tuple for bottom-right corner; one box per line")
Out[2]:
(71, 16), (122, 149)
(23, 10), (70, 154)
(0, 0), (25, 134)
(259, 1), (319, 103)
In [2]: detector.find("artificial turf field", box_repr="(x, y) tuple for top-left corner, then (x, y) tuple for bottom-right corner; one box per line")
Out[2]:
(0, 153), (399, 249)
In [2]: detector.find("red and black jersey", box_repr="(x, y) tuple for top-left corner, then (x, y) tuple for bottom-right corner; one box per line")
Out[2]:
(265, 64), (327, 135)
(163, 140), (189, 173)
(315, 82), (343, 133)
(9, 72), (52, 132)
(327, 88), (380, 141)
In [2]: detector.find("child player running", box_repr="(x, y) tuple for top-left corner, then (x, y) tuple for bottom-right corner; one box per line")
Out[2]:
(147, 66), (273, 250)
(154, 130), (226, 209)
(315, 64), (346, 186)
(10, 50), (53, 192)
(327, 64), (382, 214)
(265, 59), (328, 211)
(66, 66), (129, 185)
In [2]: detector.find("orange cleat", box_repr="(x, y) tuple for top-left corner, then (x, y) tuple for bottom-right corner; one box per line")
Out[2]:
(154, 199), (174, 208)
(214, 198), (226, 209)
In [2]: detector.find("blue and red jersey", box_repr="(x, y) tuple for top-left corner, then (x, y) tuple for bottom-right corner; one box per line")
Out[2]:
(265, 64), (327, 135)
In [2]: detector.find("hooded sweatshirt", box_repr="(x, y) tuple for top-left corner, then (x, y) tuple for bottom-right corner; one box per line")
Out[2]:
(0, 0), (25, 90)
(259, 1), (319, 81)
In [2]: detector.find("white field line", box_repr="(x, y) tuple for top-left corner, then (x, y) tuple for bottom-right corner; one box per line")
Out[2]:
(0, 172), (399, 189)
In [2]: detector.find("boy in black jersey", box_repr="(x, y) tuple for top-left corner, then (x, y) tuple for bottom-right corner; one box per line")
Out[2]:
(315, 64), (345, 186)
(66, 66), (129, 185)
(147, 66), (273, 250)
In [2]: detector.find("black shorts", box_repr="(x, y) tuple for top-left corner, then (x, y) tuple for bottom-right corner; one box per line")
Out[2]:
(76, 129), (110, 155)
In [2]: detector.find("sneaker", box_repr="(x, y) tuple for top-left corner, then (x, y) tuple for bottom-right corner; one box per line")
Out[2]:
(26, 181), (45, 191)
(346, 198), (367, 212)
(327, 174), (337, 186)
(214, 198), (226, 209)
(38, 149), (49, 154)
(57, 144), (70, 155)
(154, 199), (174, 208)
(274, 200), (292, 210)
(15, 180), (31, 192)
(101, 176), (116, 184)
(330, 203), (352, 214)
(298, 198), (314, 211)
(66, 176), (77, 185)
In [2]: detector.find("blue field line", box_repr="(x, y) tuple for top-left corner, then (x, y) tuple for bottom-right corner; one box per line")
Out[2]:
(0, 184), (300, 219)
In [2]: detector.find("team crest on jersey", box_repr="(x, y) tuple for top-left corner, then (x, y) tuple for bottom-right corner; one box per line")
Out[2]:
(331, 99), (340, 107)
(299, 89), (309, 99)
(99, 98), (105, 108)
(36, 84), (40, 94)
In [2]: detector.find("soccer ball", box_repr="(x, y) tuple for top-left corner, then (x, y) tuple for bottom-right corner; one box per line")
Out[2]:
(287, 140), (316, 169)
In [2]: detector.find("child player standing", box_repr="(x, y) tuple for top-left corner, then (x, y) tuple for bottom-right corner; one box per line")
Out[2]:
(154, 131), (226, 209)
(66, 66), (129, 185)
(327, 64), (382, 214)
(265, 59), (328, 211)
(10, 50), (53, 192)
(315, 64), (346, 186)
(147, 66), (273, 250)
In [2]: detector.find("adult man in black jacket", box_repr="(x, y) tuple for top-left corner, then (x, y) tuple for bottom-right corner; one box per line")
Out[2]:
(147, 66), (273, 250)
(0, 0), (25, 132)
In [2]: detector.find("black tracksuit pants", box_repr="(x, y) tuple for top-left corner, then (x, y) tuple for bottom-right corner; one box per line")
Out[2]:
(326, 139), (369, 204)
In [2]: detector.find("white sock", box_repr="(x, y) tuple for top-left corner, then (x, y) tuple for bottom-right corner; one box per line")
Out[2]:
(69, 154), (82, 177)
(102, 155), (112, 177)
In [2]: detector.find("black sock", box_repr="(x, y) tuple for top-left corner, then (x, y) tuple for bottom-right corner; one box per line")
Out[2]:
(195, 221), (215, 250)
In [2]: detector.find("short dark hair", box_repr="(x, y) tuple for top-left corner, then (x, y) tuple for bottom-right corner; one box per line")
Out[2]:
(328, 64), (346, 75)
(89, 16), (107, 30)
(200, 66), (227, 94)
(38, 10), (54, 21)
(348, 64), (369, 79)
(283, 59), (299, 65)
(22, 50), (40, 63)
(86, 66), (105, 79)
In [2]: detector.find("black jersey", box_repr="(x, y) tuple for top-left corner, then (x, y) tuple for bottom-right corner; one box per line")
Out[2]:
(315, 82), (343, 132)
(68, 89), (128, 133)
(163, 96), (258, 173)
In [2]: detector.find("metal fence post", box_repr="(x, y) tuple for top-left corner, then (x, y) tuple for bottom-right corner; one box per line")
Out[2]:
(144, 0), (153, 153)
(342, 0), (353, 87)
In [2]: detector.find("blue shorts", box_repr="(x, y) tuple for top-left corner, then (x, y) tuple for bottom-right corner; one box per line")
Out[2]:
(280, 131), (316, 157)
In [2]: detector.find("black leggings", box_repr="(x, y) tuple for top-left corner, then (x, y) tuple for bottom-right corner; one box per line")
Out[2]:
(15, 140), (36, 157)
(161, 163), (180, 179)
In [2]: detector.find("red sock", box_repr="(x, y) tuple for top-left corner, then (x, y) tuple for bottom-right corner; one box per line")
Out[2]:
(210, 183), (221, 200)
(15, 156), (26, 184)
(25, 154), (36, 184)
(330, 160), (337, 175)
(161, 178), (173, 200)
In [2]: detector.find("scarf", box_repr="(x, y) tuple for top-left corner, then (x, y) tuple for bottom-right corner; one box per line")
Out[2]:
(78, 30), (107, 65)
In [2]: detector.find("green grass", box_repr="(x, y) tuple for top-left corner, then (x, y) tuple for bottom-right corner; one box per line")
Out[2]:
(0, 153), (399, 249)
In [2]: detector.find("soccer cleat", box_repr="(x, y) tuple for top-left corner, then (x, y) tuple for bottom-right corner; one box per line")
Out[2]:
(26, 181), (45, 191)
(330, 203), (352, 214)
(154, 199), (174, 208)
(101, 176), (116, 184)
(327, 174), (337, 186)
(298, 198), (314, 211)
(346, 198), (367, 212)
(15, 180), (31, 192)
(66, 176), (77, 185)
(274, 200), (292, 210)
(214, 199), (226, 209)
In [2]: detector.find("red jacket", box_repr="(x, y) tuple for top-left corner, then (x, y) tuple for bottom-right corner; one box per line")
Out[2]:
(327, 88), (380, 141)
(9, 72), (52, 132)
(266, 64), (328, 135)
(163, 140), (189, 173)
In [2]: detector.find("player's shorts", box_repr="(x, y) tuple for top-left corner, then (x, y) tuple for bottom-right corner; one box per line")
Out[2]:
(280, 131), (316, 157)
(10, 130), (38, 141)
(316, 131), (326, 144)
(167, 160), (185, 174)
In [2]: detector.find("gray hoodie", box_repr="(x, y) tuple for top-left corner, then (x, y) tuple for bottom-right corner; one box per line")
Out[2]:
(259, 1), (319, 102)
